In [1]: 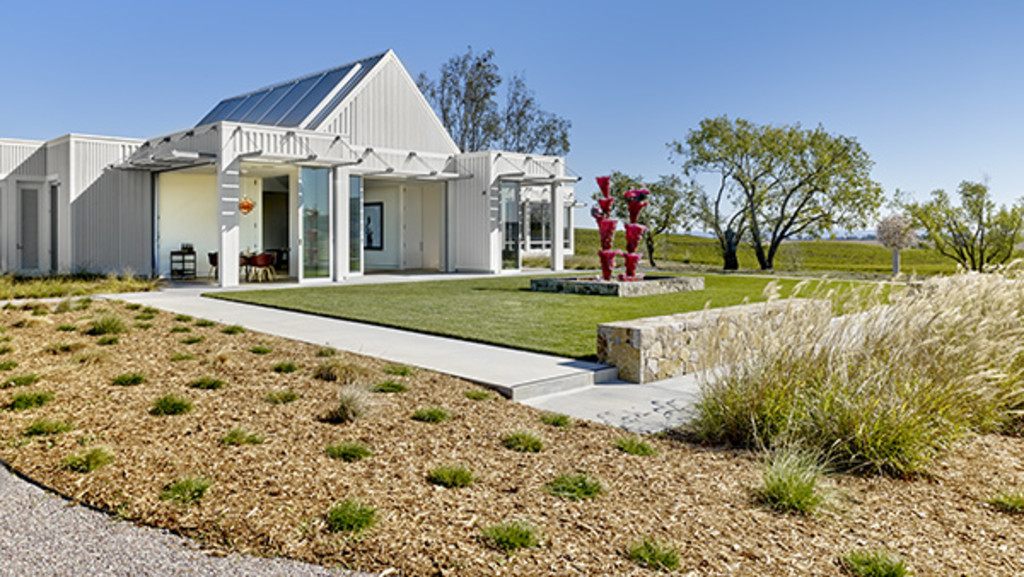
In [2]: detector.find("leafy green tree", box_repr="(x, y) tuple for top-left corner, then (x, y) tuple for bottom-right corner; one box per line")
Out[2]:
(591, 172), (691, 266)
(903, 181), (1024, 271)
(417, 47), (570, 155)
(669, 116), (884, 270)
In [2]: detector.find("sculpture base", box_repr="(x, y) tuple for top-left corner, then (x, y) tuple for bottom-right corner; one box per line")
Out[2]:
(530, 276), (704, 297)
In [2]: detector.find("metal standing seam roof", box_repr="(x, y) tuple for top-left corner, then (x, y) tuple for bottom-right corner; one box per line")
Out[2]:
(196, 52), (387, 129)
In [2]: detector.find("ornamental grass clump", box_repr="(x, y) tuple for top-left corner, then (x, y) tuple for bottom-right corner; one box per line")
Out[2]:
(325, 441), (373, 462)
(161, 477), (213, 506)
(988, 488), (1024, 514)
(150, 394), (192, 416)
(272, 361), (298, 373)
(221, 427), (264, 446)
(502, 430), (543, 453)
(412, 406), (451, 423)
(111, 373), (146, 387)
(482, 520), (540, 554)
(754, 449), (826, 515)
(539, 412), (573, 428)
(371, 380), (407, 393)
(546, 472), (603, 500)
(689, 270), (1024, 476)
(840, 549), (910, 577)
(427, 465), (474, 488)
(62, 447), (114, 473)
(24, 419), (73, 436)
(8, 391), (52, 411)
(325, 499), (377, 533)
(322, 387), (371, 423)
(628, 537), (680, 572)
(314, 359), (372, 384)
(615, 436), (657, 456)
(86, 314), (125, 336)
(265, 389), (299, 404)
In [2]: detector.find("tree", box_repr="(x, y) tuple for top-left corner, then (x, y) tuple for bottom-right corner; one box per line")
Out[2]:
(876, 214), (918, 275)
(903, 181), (1024, 271)
(669, 116), (884, 270)
(417, 47), (571, 156)
(591, 171), (691, 266)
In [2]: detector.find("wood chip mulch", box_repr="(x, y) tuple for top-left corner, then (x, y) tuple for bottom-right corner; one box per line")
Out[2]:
(0, 301), (1022, 576)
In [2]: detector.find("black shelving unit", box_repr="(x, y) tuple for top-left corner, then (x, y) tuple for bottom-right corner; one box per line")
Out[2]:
(170, 250), (196, 280)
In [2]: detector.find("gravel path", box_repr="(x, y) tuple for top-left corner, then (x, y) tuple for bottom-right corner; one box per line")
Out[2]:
(0, 462), (375, 577)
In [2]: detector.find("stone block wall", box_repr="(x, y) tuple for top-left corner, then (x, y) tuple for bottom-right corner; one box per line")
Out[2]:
(596, 299), (832, 383)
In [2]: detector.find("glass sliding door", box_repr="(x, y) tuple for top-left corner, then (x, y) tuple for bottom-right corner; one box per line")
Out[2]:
(349, 175), (362, 274)
(300, 167), (331, 279)
(499, 181), (520, 270)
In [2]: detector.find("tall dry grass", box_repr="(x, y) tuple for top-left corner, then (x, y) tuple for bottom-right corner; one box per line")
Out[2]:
(689, 268), (1024, 475)
(0, 272), (157, 300)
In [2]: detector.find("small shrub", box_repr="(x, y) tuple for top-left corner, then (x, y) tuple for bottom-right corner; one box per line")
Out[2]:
(221, 325), (245, 335)
(170, 326), (191, 333)
(111, 373), (146, 387)
(57, 324), (77, 332)
(546, 472), (603, 500)
(265, 389), (299, 404)
(189, 376), (224, 390)
(150, 394), (193, 416)
(272, 362), (298, 373)
(72, 349), (107, 365)
(221, 427), (264, 446)
(371, 380), (407, 393)
(8, 391), (52, 411)
(160, 477), (213, 506)
(754, 449), (826, 515)
(4, 374), (40, 388)
(174, 314), (193, 322)
(124, 303), (142, 311)
(427, 465), (474, 488)
(135, 313), (155, 321)
(24, 419), (73, 436)
(315, 347), (336, 357)
(170, 353), (195, 362)
(322, 387), (370, 423)
(181, 336), (204, 345)
(314, 359), (371, 384)
(141, 306), (158, 314)
(250, 345), (272, 355)
(840, 549), (910, 577)
(97, 336), (118, 346)
(135, 322), (153, 329)
(464, 389), (491, 401)
(62, 447), (114, 473)
(194, 319), (215, 327)
(325, 441), (373, 462)
(86, 314), (125, 336)
(615, 437), (657, 456)
(383, 364), (415, 376)
(412, 406), (451, 423)
(988, 489), (1024, 514)
(628, 537), (680, 572)
(324, 499), (377, 533)
(502, 430), (543, 453)
(539, 412), (573, 428)
(482, 520), (539, 554)
(0, 360), (17, 371)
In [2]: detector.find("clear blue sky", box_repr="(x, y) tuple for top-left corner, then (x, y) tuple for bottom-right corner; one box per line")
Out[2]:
(3, 1), (1022, 212)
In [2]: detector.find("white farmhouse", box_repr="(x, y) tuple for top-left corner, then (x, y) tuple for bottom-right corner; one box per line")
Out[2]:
(0, 50), (576, 286)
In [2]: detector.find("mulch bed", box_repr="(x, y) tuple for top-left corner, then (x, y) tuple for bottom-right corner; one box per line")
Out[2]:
(0, 300), (1022, 576)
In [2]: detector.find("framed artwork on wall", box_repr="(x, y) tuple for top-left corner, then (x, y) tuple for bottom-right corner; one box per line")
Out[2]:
(364, 202), (383, 250)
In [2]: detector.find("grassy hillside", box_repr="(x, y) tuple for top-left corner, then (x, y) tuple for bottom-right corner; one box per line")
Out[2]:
(560, 229), (959, 276)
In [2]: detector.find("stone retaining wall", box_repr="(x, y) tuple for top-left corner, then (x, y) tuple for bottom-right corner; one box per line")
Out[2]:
(530, 275), (704, 297)
(597, 299), (831, 383)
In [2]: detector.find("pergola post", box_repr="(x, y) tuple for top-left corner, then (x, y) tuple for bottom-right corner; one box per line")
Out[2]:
(550, 183), (565, 271)
(217, 153), (241, 288)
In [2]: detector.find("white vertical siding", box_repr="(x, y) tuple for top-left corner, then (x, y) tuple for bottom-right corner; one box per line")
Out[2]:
(317, 55), (459, 155)
(70, 137), (152, 275)
(449, 153), (494, 272)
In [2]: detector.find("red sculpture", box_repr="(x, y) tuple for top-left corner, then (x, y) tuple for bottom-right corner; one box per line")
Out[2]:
(591, 175), (649, 282)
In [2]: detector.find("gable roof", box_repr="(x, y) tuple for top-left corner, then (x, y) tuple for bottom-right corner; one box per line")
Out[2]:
(195, 52), (387, 129)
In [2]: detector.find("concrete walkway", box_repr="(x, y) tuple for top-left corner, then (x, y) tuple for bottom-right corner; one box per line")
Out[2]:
(107, 277), (702, 433)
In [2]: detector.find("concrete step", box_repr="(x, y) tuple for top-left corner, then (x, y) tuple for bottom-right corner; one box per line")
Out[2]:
(501, 365), (619, 401)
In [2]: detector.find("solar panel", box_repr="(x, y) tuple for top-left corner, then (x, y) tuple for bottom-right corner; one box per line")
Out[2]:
(278, 65), (355, 127)
(195, 52), (386, 129)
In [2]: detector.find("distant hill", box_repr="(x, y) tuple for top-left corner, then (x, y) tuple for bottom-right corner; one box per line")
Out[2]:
(559, 229), (959, 276)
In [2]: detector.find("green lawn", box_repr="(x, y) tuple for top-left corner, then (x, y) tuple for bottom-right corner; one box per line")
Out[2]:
(563, 229), (959, 276)
(211, 274), (821, 359)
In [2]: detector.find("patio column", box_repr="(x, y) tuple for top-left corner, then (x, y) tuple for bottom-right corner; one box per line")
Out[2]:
(217, 155), (241, 287)
(333, 167), (350, 280)
(550, 183), (565, 271)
